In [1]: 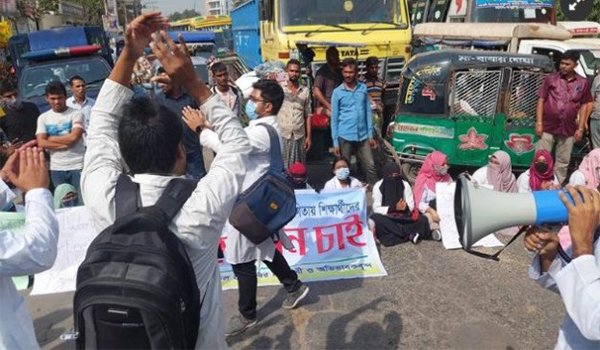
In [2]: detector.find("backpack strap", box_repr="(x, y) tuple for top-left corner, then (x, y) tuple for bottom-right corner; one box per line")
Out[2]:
(115, 174), (140, 219)
(258, 124), (285, 173)
(154, 178), (199, 222)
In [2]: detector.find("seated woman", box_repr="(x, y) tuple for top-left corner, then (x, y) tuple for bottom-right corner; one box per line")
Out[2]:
(471, 150), (517, 192)
(287, 162), (314, 190)
(569, 148), (600, 189)
(53, 184), (80, 209)
(413, 151), (452, 241)
(516, 150), (560, 193)
(370, 162), (430, 246)
(323, 157), (363, 190)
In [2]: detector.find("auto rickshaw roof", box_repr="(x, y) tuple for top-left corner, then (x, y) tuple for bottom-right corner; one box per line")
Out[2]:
(402, 50), (554, 84)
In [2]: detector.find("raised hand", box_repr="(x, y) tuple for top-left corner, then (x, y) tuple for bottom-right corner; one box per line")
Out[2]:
(124, 12), (168, 58)
(182, 106), (210, 133)
(3, 147), (49, 193)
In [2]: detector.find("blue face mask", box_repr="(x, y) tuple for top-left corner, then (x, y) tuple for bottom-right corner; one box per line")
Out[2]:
(245, 100), (258, 120)
(335, 167), (350, 181)
(61, 196), (79, 208)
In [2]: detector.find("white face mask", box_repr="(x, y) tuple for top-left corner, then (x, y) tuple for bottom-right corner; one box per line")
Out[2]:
(434, 165), (449, 175)
(4, 96), (21, 110)
(335, 167), (350, 180)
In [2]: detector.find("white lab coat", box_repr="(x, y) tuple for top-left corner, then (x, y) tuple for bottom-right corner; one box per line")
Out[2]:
(200, 115), (282, 265)
(372, 179), (414, 214)
(322, 176), (363, 190)
(0, 185), (58, 350)
(81, 80), (250, 350)
(516, 169), (560, 193)
(529, 239), (600, 349)
(568, 170), (586, 187)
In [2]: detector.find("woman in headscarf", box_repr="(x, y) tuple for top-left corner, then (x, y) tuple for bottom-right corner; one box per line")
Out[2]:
(53, 184), (80, 209)
(471, 150), (517, 192)
(370, 162), (430, 246)
(413, 151), (452, 241)
(516, 150), (560, 193)
(569, 148), (600, 189)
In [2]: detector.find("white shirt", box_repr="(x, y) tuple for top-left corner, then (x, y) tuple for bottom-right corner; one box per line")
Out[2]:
(323, 176), (363, 190)
(0, 186), (58, 350)
(67, 96), (95, 131)
(201, 115), (282, 265)
(372, 179), (414, 214)
(569, 170), (586, 187)
(81, 80), (251, 350)
(517, 169), (560, 193)
(529, 239), (600, 349)
(36, 107), (85, 171)
(213, 87), (238, 116)
(418, 185), (438, 214)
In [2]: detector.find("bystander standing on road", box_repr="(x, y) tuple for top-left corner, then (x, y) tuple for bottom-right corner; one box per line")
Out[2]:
(66, 76), (95, 131)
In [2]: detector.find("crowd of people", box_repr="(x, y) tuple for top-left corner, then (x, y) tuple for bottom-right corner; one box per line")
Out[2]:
(0, 12), (599, 350)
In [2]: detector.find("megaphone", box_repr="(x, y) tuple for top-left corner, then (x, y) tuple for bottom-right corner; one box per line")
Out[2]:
(454, 174), (571, 249)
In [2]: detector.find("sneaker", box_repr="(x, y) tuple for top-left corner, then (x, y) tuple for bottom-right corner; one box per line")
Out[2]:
(410, 233), (420, 244)
(431, 229), (442, 241)
(224, 313), (257, 336)
(282, 283), (309, 309)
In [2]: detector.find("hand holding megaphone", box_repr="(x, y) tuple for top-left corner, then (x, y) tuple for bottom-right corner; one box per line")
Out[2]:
(557, 185), (600, 258)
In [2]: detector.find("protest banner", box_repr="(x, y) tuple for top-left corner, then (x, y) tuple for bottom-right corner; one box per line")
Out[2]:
(219, 188), (388, 290)
(2, 188), (387, 295)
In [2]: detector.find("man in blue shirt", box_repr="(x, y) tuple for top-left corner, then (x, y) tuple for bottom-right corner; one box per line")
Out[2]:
(331, 58), (377, 186)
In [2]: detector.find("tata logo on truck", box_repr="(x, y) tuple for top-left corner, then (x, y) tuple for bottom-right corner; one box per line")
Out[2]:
(338, 49), (369, 57)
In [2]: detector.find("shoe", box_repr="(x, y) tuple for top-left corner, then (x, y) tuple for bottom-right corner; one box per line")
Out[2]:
(282, 283), (309, 309)
(410, 233), (420, 244)
(431, 229), (442, 241)
(224, 313), (257, 336)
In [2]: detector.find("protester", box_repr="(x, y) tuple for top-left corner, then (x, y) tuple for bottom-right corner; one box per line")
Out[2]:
(323, 156), (363, 190)
(371, 162), (430, 246)
(517, 150), (560, 192)
(0, 79), (40, 143)
(188, 78), (309, 336)
(536, 50), (593, 183)
(81, 13), (251, 349)
(66, 76), (95, 130)
(0, 146), (59, 350)
(313, 46), (342, 115)
(524, 185), (600, 349)
(153, 66), (206, 179)
(288, 162), (313, 190)
(210, 62), (244, 120)
(413, 151), (451, 241)
(471, 150), (517, 192)
(279, 59), (312, 168)
(362, 56), (385, 133)
(36, 81), (85, 192)
(569, 148), (600, 189)
(53, 183), (79, 209)
(331, 58), (377, 187)
(591, 71), (600, 149)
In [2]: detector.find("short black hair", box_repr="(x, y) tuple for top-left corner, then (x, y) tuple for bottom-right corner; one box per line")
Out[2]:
(118, 97), (183, 174)
(286, 59), (301, 69)
(0, 79), (18, 95)
(561, 50), (580, 63)
(157, 66), (166, 75)
(69, 75), (85, 86)
(210, 62), (227, 73)
(341, 58), (358, 71)
(366, 56), (379, 67)
(326, 47), (339, 56)
(332, 156), (351, 172)
(252, 79), (284, 115)
(45, 81), (67, 96)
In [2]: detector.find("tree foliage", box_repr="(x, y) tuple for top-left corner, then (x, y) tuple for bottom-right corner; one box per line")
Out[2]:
(169, 9), (201, 22)
(554, 0), (600, 22)
(16, 0), (59, 21)
(70, 0), (105, 25)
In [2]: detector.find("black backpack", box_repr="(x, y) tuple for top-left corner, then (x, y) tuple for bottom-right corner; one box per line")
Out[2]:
(74, 175), (201, 349)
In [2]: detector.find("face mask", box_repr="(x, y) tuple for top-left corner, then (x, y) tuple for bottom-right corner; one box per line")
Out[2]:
(335, 167), (350, 181)
(534, 162), (548, 174)
(4, 97), (21, 110)
(62, 196), (79, 208)
(245, 100), (258, 120)
(434, 165), (449, 175)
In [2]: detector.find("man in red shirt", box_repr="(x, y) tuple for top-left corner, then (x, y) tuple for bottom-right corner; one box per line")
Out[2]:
(536, 50), (593, 183)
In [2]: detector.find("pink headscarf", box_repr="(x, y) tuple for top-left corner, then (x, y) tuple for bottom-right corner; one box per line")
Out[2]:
(578, 148), (600, 189)
(529, 149), (555, 191)
(413, 151), (451, 207)
(486, 151), (517, 193)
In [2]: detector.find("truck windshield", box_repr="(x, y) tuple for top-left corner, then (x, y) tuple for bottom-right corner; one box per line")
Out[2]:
(280, 0), (405, 27)
(472, 7), (554, 23)
(20, 58), (111, 99)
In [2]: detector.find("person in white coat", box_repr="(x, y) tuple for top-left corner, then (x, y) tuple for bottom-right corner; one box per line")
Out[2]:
(191, 79), (310, 336)
(323, 157), (363, 190)
(524, 185), (600, 349)
(81, 15), (250, 350)
(0, 146), (59, 350)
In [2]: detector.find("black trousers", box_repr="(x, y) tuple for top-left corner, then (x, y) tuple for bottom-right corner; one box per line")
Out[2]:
(231, 249), (300, 320)
(371, 213), (431, 247)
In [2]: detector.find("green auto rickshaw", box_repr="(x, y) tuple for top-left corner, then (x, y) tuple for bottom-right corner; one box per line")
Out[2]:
(389, 50), (558, 182)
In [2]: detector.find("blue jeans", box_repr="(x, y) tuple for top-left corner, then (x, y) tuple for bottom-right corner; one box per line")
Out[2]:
(51, 170), (82, 194)
(186, 151), (206, 180)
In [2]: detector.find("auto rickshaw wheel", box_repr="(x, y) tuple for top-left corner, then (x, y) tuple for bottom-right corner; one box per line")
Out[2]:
(401, 162), (421, 185)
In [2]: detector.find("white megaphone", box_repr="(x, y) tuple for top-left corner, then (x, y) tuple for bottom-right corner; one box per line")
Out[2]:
(454, 174), (572, 250)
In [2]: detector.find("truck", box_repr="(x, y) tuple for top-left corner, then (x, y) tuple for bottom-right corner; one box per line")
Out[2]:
(8, 27), (114, 111)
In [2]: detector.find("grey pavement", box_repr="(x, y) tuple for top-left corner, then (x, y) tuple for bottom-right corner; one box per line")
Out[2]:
(26, 234), (565, 350)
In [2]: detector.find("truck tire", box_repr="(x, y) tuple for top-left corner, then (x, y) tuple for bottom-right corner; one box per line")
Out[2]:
(401, 162), (421, 185)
